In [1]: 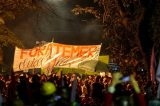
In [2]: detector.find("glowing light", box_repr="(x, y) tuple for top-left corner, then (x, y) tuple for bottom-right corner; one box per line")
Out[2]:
(42, 82), (56, 95)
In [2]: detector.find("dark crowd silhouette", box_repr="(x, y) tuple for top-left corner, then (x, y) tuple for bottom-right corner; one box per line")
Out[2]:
(0, 70), (160, 106)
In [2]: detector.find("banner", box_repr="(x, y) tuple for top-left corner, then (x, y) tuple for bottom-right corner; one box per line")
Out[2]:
(13, 43), (59, 72)
(13, 42), (101, 72)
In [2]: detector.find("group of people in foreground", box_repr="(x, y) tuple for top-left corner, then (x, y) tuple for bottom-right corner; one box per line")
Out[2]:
(0, 70), (160, 106)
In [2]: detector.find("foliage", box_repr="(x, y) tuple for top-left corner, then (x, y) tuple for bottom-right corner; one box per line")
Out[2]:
(72, 5), (101, 19)
(0, 0), (38, 47)
(72, 0), (147, 72)
(0, 24), (23, 47)
(0, 0), (40, 67)
(151, 1), (160, 49)
(0, 0), (37, 20)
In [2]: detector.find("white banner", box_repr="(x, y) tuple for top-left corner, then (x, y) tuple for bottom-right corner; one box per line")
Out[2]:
(13, 42), (101, 72)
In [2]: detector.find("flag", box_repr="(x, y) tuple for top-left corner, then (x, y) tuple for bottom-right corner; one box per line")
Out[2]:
(150, 47), (156, 81)
(98, 55), (109, 64)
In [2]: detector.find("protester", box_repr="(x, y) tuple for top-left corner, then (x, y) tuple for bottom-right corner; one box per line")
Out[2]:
(104, 72), (147, 106)
(91, 76), (104, 105)
(6, 74), (19, 106)
(30, 74), (42, 105)
(0, 70), (158, 106)
(17, 76), (30, 105)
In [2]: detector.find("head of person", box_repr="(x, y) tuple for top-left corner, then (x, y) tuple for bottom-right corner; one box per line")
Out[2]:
(32, 74), (40, 83)
(95, 76), (101, 82)
(114, 95), (134, 106)
(19, 76), (26, 83)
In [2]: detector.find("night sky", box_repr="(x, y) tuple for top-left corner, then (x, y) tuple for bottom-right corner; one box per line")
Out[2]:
(3, 0), (157, 69)
(6, 0), (103, 48)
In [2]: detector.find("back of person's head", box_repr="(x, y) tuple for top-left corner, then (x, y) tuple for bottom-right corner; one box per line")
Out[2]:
(114, 84), (125, 96)
(95, 76), (101, 82)
(113, 83), (135, 106)
(19, 76), (26, 83)
(114, 96), (134, 106)
(32, 74), (40, 83)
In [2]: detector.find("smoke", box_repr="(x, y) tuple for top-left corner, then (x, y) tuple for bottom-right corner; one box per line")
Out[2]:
(45, 0), (63, 4)
(6, 0), (103, 48)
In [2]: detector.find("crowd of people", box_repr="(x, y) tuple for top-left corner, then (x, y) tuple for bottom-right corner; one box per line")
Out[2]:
(0, 70), (159, 106)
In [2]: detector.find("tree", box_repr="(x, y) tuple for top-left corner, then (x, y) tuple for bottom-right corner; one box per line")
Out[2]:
(72, 0), (148, 75)
(0, 0), (38, 71)
(151, 0), (160, 51)
(0, 0), (38, 47)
